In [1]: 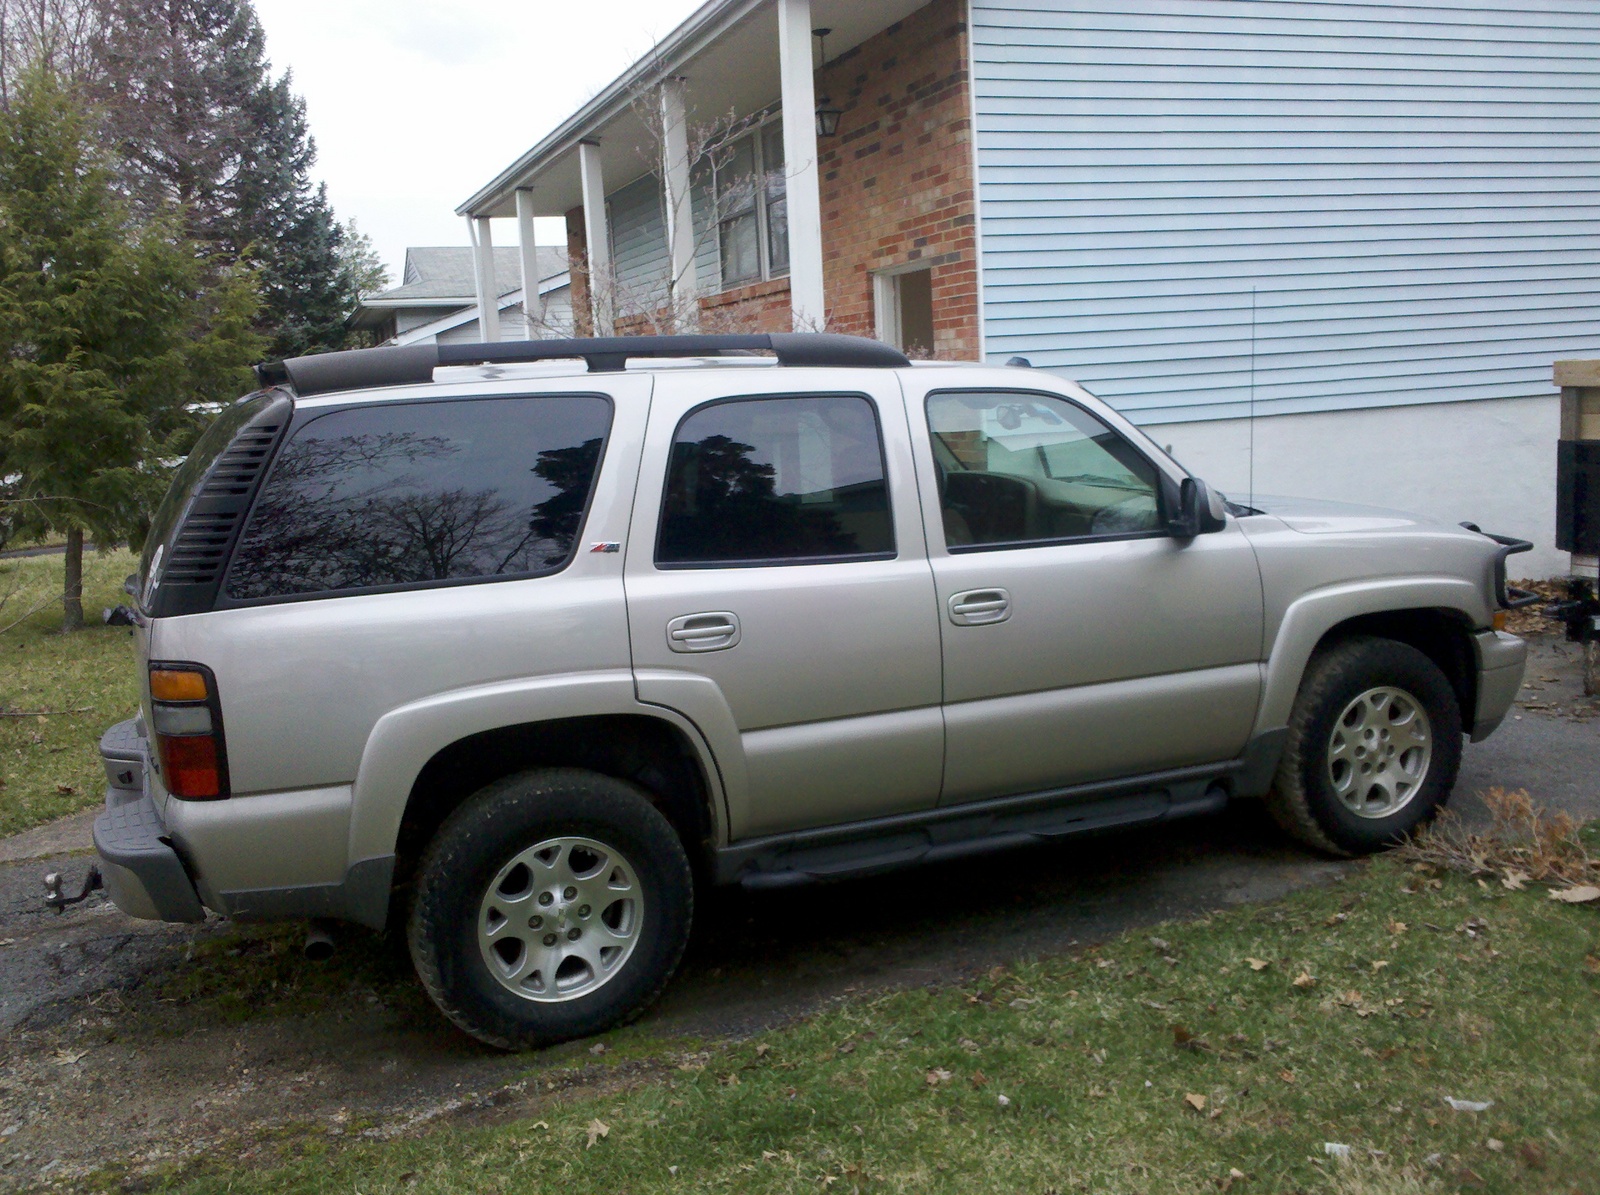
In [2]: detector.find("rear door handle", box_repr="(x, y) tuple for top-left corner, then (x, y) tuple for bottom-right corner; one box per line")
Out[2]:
(948, 588), (1011, 626)
(666, 611), (741, 653)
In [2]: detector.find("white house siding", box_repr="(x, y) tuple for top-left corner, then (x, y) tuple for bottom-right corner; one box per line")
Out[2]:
(968, 0), (1600, 427)
(422, 291), (575, 346)
(533, 285), (576, 337)
(1151, 394), (1566, 576)
(438, 317), (493, 347)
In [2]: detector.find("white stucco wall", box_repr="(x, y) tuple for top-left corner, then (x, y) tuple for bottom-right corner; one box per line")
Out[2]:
(1146, 394), (1565, 579)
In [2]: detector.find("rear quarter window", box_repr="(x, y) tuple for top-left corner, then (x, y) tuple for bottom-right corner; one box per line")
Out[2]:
(224, 395), (612, 601)
(141, 392), (279, 592)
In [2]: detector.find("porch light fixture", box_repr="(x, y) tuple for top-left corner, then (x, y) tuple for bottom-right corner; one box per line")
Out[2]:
(813, 28), (842, 137)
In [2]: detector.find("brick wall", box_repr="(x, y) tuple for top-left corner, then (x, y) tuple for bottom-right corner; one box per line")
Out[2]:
(564, 208), (592, 337)
(561, 0), (978, 353)
(699, 278), (792, 334)
(816, 0), (978, 359)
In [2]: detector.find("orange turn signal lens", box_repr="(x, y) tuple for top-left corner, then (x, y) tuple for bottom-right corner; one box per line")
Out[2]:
(150, 668), (209, 702)
(1492, 611), (1509, 632)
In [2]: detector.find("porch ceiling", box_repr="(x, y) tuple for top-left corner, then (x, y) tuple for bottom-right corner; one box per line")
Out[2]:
(459, 0), (928, 220)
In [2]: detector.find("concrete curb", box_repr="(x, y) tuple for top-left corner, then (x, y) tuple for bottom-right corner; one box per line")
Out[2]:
(0, 808), (97, 864)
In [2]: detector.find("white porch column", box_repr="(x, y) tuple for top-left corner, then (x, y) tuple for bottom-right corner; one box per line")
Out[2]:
(467, 215), (501, 342)
(659, 77), (700, 330)
(578, 140), (614, 336)
(514, 189), (542, 338)
(777, 0), (825, 330)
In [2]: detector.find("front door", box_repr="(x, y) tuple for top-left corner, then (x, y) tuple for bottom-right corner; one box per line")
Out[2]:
(902, 381), (1265, 805)
(625, 370), (943, 840)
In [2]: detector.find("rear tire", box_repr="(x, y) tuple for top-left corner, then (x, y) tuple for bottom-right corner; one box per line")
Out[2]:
(408, 768), (693, 1050)
(1265, 636), (1462, 857)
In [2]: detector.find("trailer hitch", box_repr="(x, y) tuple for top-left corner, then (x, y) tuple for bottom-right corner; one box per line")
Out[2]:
(1547, 577), (1599, 644)
(44, 865), (103, 913)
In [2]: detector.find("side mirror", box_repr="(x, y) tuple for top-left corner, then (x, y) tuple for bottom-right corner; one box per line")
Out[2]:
(1168, 476), (1228, 540)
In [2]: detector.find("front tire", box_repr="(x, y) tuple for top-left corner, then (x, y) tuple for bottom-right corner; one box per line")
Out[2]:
(1265, 636), (1462, 857)
(408, 768), (693, 1050)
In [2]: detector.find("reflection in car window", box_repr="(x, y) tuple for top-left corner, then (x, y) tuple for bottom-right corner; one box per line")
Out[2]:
(226, 396), (611, 599)
(926, 391), (1160, 549)
(657, 395), (894, 566)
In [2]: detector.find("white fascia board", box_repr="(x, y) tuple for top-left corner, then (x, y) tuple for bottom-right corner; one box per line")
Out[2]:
(358, 296), (478, 309)
(456, 0), (766, 218)
(391, 286), (573, 347)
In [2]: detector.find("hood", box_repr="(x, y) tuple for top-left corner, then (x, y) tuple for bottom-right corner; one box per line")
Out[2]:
(1241, 494), (1450, 536)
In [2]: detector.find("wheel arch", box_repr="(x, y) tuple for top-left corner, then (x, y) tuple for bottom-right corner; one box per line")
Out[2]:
(1258, 579), (1485, 733)
(345, 672), (727, 893)
(392, 714), (720, 891)
(1306, 609), (1477, 730)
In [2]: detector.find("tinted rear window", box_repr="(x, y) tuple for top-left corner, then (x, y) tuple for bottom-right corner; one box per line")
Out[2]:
(225, 396), (611, 600)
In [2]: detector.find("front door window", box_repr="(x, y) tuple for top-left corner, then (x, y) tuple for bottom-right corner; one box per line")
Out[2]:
(926, 390), (1161, 549)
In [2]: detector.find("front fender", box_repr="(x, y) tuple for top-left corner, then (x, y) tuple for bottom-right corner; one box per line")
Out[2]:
(346, 670), (727, 863)
(1256, 577), (1486, 732)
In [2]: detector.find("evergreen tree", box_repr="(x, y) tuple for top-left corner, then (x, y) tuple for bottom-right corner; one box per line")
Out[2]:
(0, 68), (262, 628)
(91, 0), (378, 358)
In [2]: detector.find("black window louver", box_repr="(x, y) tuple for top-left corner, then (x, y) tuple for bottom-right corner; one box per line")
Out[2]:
(200, 424), (282, 497)
(164, 512), (240, 584)
(146, 394), (292, 618)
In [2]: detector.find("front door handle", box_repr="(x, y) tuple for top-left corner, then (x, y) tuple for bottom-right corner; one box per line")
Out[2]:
(948, 588), (1011, 626)
(666, 611), (741, 653)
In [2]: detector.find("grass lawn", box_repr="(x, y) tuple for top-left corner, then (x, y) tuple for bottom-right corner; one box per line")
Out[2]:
(0, 548), (140, 837)
(152, 835), (1599, 1195)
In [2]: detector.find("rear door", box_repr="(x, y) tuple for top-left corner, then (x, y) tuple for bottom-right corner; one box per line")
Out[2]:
(625, 368), (942, 840)
(901, 380), (1265, 805)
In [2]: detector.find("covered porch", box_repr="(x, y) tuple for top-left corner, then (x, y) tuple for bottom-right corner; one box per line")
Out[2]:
(456, 0), (977, 356)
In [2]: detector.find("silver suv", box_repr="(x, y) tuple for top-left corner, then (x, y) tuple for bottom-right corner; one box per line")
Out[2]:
(92, 333), (1530, 1048)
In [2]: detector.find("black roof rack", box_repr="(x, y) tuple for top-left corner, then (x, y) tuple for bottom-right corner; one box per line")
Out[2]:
(254, 333), (911, 398)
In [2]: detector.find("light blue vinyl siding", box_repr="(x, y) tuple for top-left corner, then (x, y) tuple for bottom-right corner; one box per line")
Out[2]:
(969, 0), (1600, 424)
(607, 173), (671, 314)
(606, 169), (724, 310)
(693, 165), (722, 295)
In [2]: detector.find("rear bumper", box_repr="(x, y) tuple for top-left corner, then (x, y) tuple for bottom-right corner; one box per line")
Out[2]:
(95, 718), (392, 928)
(94, 716), (206, 923)
(94, 795), (205, 923)
(1469, 629), (1528, 742)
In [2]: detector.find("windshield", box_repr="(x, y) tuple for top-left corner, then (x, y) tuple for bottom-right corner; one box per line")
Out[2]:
(139, 394), (276, 601)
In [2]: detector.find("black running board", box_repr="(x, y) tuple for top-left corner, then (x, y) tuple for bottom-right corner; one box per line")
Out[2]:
(717, 762), (1239, 890)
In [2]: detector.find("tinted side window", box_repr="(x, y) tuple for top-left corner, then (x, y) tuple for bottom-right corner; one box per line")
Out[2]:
(226, 395), (611, 600)
(927, 391), (1161, 549)
(657, 395), (894, 566)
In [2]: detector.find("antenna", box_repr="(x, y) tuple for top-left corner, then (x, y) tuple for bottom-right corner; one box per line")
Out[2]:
(1247, 286), (1258, 510)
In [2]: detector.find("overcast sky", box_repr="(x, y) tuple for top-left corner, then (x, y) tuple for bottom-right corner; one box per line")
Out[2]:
(251, 0), (706, 288)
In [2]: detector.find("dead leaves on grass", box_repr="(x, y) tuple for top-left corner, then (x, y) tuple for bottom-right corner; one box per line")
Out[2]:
(1401, 788), (1598, 890)
(1548, 884), (1600, 904)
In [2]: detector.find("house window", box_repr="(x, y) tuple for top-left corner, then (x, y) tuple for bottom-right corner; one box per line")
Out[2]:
(714, 119), (789, 290)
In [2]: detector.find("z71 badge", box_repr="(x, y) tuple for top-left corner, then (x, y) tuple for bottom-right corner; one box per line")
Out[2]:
(588, 542), (621, 553)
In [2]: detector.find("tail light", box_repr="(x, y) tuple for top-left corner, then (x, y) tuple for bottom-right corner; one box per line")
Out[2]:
(149, 663), (230, 799)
